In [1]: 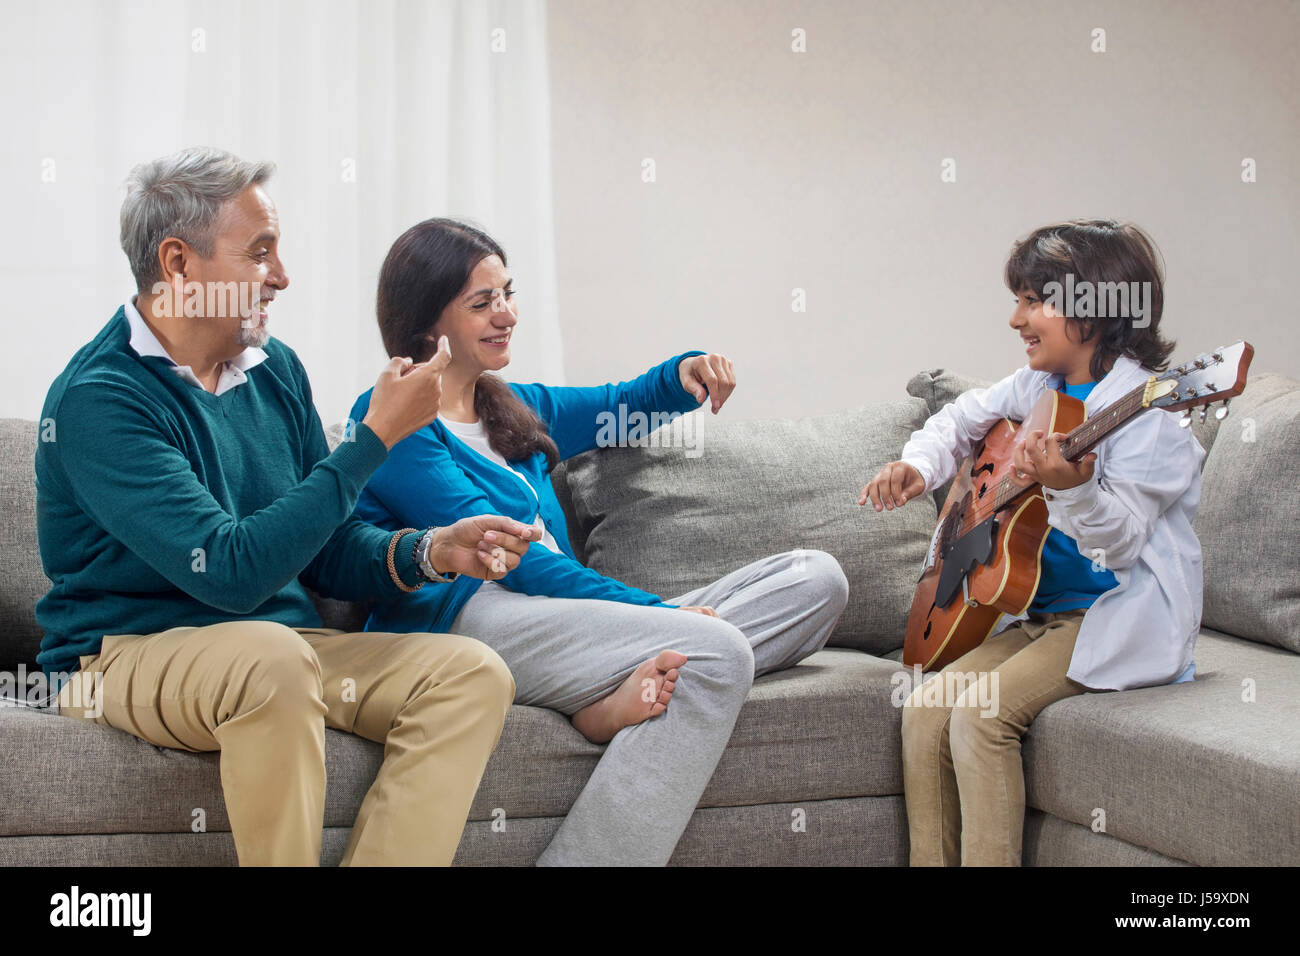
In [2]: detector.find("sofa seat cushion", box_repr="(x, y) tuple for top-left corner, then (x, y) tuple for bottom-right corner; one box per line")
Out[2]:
(1023, 628), (1300, 866)
(471, 648), (909, 822)
(0, 702), (385, 835)
(0, 648), (906, 836)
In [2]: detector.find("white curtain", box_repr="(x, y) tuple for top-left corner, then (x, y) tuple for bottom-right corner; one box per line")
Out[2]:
(0, 0), (563, 426)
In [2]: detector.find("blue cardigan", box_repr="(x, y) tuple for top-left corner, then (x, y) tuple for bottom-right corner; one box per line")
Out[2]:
(349, 351), (705, 633)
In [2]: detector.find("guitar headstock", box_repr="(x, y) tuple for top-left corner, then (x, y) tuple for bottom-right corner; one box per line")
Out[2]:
(1145, 341), (1253, 425)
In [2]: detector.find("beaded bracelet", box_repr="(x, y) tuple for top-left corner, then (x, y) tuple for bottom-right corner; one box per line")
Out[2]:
(386, 528), (423, 592)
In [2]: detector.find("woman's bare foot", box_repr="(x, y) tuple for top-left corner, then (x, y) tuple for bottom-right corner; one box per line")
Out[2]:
(571, 650), (688, 744)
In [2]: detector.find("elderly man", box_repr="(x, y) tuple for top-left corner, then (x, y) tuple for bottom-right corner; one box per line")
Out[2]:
(34, 146), (536, 866)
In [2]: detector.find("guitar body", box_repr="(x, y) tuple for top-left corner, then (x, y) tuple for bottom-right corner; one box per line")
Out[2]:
(903, 389), (1087, 671)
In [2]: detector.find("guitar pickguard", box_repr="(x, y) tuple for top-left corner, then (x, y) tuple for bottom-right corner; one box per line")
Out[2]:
(934, 516), (999, 608)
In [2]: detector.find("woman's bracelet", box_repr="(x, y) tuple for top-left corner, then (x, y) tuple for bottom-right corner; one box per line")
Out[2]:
(386, 529), (423, 592)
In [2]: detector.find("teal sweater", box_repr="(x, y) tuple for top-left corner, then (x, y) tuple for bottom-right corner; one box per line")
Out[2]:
(349, 352), (704, 634)
(34, 307), (426, 678)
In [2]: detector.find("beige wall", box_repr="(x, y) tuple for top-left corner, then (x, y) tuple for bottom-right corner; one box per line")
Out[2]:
(547, 0), (1298, 421)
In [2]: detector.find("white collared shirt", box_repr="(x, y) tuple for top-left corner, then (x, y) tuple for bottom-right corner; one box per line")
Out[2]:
(124, 298), (268, 395)
(901, 356), (1206, 691)
(439, 414), (563, 555)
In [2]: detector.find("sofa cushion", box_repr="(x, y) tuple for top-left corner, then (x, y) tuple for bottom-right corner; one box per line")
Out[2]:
(561, 404), (937, 654)
(905, 368), (992, 418)
(1192, 372), (1300, 653)
(0, 647), (906, 836)
(1024, 628), (1300, 866)
(905, 370), (993, 510)
(548, 459), (586, 556)
(0, 419), (48, 672)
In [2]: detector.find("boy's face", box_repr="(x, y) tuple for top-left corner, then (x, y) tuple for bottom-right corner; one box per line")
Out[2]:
(1009, 287), (1098, 385)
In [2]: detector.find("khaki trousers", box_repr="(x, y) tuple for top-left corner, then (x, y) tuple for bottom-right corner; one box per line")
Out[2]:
(900, 610), (1088, 866)
(55, 620), (515, 866)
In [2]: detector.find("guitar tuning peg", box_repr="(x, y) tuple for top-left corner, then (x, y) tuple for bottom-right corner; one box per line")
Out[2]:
(1178, 411), (1193, 428)
(1215, 400), (1230, 420)
(1198, 406), (1209, 423)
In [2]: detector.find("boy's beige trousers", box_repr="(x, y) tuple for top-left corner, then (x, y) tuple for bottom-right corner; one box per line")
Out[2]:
(901, 609), (1088, 866)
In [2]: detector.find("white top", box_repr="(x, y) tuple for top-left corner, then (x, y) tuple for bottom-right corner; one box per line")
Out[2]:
(124, 298), (268, 395)
(900, 355), (1205, 691)
(439, 416), (563, 554)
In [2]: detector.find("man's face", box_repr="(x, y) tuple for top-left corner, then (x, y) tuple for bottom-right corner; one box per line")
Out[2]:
(182, 184), (289, 349)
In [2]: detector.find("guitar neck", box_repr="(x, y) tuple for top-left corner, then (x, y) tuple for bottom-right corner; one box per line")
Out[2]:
(988, 382), (1148, 513)
(959, 340), (1250, 546)
(1057, 382), (1149, 460)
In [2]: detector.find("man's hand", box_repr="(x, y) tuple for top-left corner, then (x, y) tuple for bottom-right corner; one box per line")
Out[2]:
(363, 335), (453, 449)
(860, 461), (926, 511)
(430, 515), (539, 580)
(678, 605), (719, 617)
(1012, 430), (1096, 490)
(679, 353), (736, 414)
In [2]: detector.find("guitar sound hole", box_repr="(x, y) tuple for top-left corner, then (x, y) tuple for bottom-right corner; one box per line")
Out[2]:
(978, 483), (987, 499)
(923, 622), (931, 639)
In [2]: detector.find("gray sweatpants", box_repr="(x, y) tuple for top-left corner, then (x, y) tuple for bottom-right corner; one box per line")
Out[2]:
(450, 548), (849, 865)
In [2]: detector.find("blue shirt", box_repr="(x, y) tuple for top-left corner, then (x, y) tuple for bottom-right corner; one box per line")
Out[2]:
(1031, 381), (1119, 614)
(348, 351), (705, 634)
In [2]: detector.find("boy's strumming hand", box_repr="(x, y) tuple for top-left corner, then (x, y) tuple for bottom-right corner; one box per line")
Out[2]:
(860, 461), (926, 512)
(1013, 429), (1096, 490)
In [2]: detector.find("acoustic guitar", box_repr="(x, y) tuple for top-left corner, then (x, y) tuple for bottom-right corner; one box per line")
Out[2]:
(903, 342), (1253, 671)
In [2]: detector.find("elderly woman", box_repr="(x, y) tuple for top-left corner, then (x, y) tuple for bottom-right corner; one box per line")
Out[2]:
(349, 218), (849, 866)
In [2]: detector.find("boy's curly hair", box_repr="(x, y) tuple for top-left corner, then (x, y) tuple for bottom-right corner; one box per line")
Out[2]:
(1004, 219), (1176, 380)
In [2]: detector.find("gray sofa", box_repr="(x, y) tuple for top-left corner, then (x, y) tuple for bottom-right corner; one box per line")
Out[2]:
(2, 367), (1296, 866)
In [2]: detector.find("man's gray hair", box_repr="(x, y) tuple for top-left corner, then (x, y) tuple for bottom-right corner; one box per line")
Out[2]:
(120, 146), (275, 291)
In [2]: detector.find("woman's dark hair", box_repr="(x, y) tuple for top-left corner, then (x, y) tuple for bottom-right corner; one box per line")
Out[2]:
(377, 218), (559, 469)
(1003, 219), (1175, 380)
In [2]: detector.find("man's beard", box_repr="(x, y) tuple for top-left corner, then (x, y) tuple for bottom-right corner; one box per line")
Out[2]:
(238, 311), (270, 348)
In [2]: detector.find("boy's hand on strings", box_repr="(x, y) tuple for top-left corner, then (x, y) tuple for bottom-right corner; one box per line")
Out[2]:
(1013, 429), (1096, 490)
(860, 461), (926, 511)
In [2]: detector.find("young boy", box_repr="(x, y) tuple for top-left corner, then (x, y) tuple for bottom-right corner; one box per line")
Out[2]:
(860, 219), (1205, 866)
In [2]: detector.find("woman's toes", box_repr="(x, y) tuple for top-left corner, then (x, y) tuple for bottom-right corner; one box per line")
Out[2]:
(655, 649), (689, 671)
